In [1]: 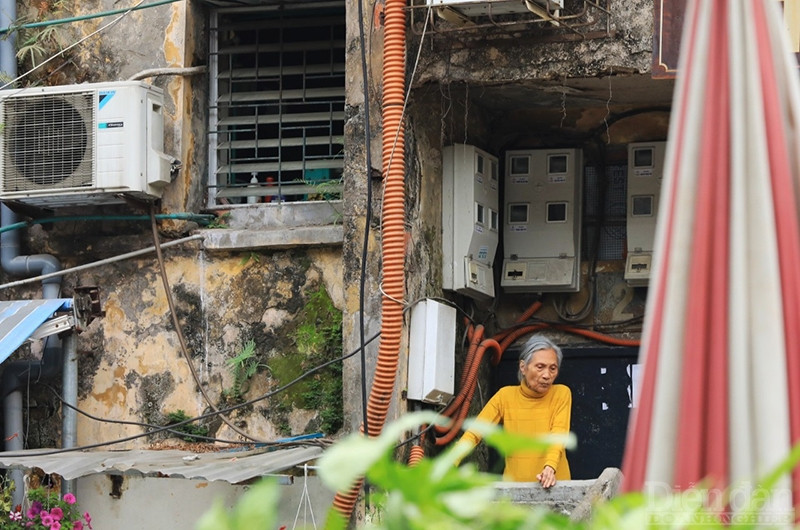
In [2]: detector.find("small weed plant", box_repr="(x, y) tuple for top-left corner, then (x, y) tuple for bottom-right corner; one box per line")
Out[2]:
(164, 409), (210, 443)
(223, 340), (263, 403)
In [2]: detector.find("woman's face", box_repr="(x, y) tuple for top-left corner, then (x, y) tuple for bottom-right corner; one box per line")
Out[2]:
(520, 348), (559, 396)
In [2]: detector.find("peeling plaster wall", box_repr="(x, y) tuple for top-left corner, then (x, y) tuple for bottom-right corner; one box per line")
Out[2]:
(2, 227), (344, 447)
(1, 1), (349, 449)
(341, 0), (384, 434)
(16, 0), (207, 214)
(411, 0), (653, 85)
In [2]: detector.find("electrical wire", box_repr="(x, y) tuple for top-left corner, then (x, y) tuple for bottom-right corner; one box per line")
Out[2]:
(149, 208), (262, 442)
(0, 0), (152, 90)
(0, 213), (214, 235)
(378, 3), (431, 241)
(0, 0), (181, 35)
(0, 331), (381, 457)
(0, 234), (204, 291)
(357, 0), (374, 460)
(42, 384), (253, 446)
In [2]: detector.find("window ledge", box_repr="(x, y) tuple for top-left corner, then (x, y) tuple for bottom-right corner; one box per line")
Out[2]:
(200, 225), (343, 250)
(199, 201), (344, 250)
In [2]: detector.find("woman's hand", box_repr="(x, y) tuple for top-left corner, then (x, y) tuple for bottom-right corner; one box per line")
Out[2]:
(536, 465), (557, 489)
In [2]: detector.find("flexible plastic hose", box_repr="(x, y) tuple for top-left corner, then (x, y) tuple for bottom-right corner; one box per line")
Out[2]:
(517, 300), (543, 323)
(492, 301), (543, 343)
(433, 325), (484, 433)
(364, 0), (406, 440)
(331, 0), (407, 520)
(434, 339), (501, 446)
(408, 444), (425, 466)
(552, 325), (642, 347)
(491, 324), (548, 365)
(490, 323), (641, 365)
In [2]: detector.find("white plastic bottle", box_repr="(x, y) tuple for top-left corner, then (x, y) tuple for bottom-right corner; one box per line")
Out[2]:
(247, 173), (259, 204)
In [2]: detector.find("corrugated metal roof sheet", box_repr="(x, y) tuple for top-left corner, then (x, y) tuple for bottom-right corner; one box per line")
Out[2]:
(0, 299), (73, 364)
(0, 445), (322, 484)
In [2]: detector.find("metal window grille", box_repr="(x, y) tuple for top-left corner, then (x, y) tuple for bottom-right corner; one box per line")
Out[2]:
(208, 2), (345, 206)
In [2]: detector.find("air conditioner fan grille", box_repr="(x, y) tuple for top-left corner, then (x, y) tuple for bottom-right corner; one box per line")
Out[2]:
(2, 91), (94, 191)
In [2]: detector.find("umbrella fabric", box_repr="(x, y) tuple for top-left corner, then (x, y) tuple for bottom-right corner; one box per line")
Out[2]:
(621, 0), (800, 517)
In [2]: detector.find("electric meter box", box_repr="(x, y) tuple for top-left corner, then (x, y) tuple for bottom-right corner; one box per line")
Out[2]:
(501, 148), (583, 293)
(407, 299), (456, 405)
(625, 141), (667, 286)
(442, 144), (500, 300)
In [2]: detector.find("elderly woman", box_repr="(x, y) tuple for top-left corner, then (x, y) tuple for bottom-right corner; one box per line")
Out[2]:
(455, 334), (572, 488)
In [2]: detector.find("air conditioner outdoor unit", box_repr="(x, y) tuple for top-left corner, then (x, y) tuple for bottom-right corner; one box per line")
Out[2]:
(0, 81), (175, 208)
(426, 0), (563, 18)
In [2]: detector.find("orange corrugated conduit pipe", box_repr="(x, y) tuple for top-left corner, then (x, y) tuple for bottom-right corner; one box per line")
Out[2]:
(331, 0), (408, 521)
(408, 442), (425, 467)
(433, 338), (502, 446)
(433, 324), (484, 426)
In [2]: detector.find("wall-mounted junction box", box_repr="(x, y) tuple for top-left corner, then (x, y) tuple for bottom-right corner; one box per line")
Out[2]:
(501, 148), (583, 293)
(442, 144), (500, 300)
(625, 141), (666, 286)
(407, 299), (456, 405)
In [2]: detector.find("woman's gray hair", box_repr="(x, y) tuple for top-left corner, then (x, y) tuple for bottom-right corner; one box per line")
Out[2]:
(518, 334), (563, 382)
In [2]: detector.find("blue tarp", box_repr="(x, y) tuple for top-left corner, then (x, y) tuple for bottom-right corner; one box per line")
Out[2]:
(0, 299), (72, 365)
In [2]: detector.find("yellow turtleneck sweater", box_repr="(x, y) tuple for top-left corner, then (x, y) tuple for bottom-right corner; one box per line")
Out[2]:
(457, 382), (572, 482)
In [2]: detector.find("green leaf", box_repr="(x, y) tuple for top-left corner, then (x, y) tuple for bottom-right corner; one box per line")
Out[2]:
(226, 340), (256, 368)
(194, 500), (233, 530)
(232, 479), (279, 529)
(317, 411), (444, 491)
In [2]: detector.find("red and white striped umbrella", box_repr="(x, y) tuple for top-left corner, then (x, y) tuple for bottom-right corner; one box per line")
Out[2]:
(622, 0), (800, 515)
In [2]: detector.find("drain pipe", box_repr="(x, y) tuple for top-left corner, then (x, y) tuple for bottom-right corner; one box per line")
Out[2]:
(0, 0), (70, 503)
(1, 206), (65, 505)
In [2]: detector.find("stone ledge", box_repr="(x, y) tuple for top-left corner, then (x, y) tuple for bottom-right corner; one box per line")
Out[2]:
(494, 467), (623, 519)
(205, 201), (343, 230)
(199, 225), (343, 250)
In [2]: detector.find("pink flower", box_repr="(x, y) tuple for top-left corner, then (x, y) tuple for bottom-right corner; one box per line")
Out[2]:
(27, 501), (42, 518)
(50, 507), (63, 521)
(49, 522), (61, 530)
(83, 512), (92, 529)
(41, 512), (54, 526)
(62, 493), (76, 505)
(72, 521), (83, 530)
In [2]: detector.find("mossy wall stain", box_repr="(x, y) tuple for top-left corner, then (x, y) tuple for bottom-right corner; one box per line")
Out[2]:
(63, 245), (344, 447)
(257, 284), (344, 436)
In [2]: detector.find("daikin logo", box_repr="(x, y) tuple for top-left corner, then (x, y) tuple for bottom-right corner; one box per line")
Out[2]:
(98, 90), (116, 109)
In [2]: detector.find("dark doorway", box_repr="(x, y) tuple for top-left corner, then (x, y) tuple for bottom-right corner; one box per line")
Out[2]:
(493, 344), (639, 480)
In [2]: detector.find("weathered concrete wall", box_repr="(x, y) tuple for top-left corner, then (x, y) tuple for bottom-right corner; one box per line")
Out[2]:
(3, 0), (665, 476)
(77, 474), (335, 529)
(2, 219), (344, 447)
(339, 0), (668, 442)
(16, 0), (208, 214)
(2, 1), (346, 450)
(341, 0), (385, 434)
(412, 0), (653, 85)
